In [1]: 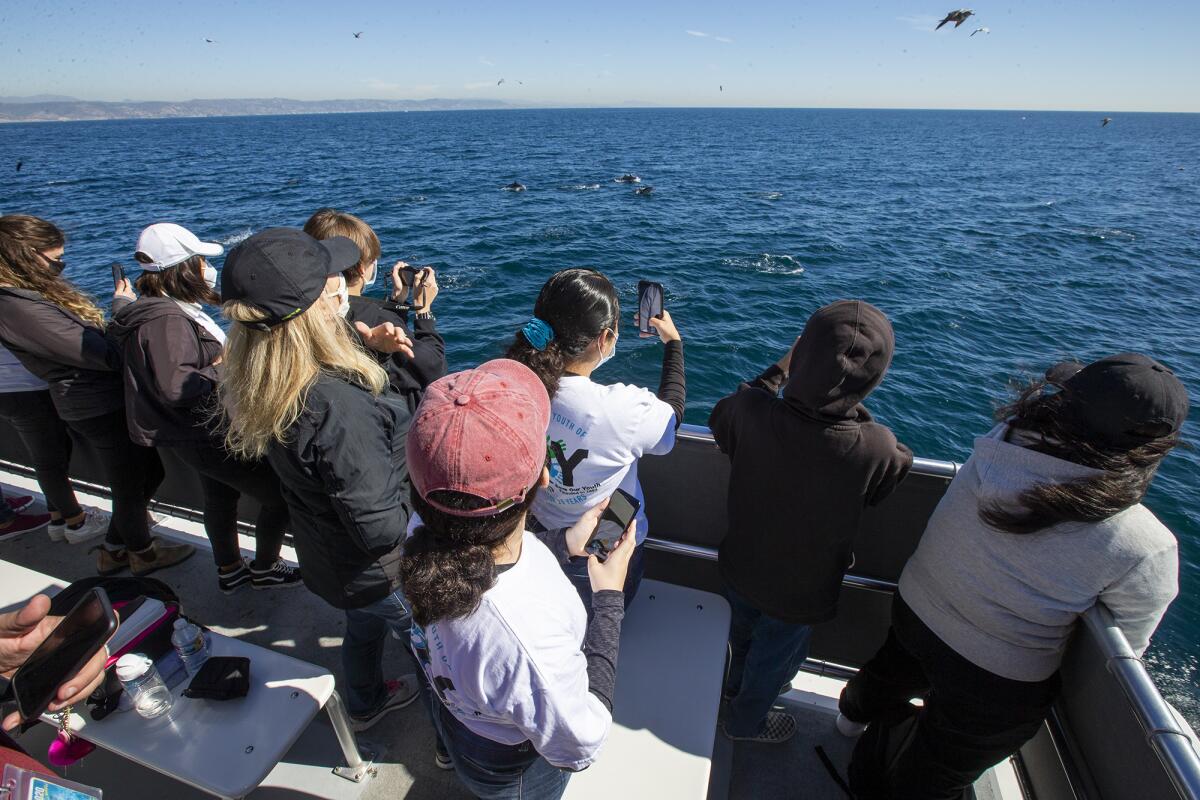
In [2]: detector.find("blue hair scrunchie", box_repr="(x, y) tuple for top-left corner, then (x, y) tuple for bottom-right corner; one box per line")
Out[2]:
(522, 317), (555, 351)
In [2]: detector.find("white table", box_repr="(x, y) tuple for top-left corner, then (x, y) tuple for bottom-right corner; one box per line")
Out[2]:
(0, 561), (372, 799)
(564, 579), (730, 799)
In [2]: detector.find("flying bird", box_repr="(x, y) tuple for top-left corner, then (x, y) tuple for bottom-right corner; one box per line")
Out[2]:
(719, 85), (724, 91)
(497, 78), (505, 86)
(353, 31), (363, 39)
(970, 27), (990, 36)
(204, 38), (217, 44)
(1102, 117), (1112, 127)
(935, 9), (974, 30)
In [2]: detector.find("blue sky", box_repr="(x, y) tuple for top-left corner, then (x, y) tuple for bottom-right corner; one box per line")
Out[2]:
(2, 0), (1197, 111)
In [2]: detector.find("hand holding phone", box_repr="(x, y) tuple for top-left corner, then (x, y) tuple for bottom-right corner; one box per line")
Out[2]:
(110, 262), (135, 300)
(3, 590), (116, 729)
(587, 521), (637, 593)
(637, 281), (664, 338)
(584, 489), (641, 562)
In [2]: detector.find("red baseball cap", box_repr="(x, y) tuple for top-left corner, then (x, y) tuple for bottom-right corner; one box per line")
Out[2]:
(407, 359), (551, 518)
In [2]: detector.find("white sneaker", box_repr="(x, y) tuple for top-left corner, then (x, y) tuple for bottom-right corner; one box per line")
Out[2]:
(63, 509), (109, 544)
(48, 521), (67, 543)
(836, 712), (868, 737)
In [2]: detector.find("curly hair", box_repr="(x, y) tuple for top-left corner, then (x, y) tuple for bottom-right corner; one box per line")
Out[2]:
(0, 215), (106, 328)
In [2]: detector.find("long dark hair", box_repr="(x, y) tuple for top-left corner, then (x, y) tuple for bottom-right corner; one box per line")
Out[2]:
(505, 268), (619, 398)
(0, 214), (106, 328)
(401, 487), (538, 627)
(979, 378), (1180, 534)
(133, 254), (220, 305)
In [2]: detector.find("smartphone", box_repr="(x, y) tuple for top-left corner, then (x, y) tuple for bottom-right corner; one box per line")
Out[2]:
(394, 265), (430, 310)
(585, 489), (641, 562)
(110, 262), (125, 289)
(10, 588), (117, 721)
(637, 281), (664, 338)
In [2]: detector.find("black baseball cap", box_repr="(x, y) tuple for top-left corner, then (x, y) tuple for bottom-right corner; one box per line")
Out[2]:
(221, 228), (359, 330)
(1045, 353), (1189, 448)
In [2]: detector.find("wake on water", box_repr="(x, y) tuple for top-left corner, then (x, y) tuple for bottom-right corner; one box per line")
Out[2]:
(722, 253), (807, 276)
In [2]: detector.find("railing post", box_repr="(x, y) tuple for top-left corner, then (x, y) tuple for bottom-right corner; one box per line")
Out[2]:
(326, 691), (376, 783)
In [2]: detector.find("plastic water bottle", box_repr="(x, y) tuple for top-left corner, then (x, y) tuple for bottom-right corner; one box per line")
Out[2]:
(171, 618), (211, 677)
(115, 654), (173, 719)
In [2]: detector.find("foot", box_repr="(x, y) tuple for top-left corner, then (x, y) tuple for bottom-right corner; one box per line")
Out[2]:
(129, 537), (195, 576)
(4, 495), (35, 513)
(217, 560), (253, 594)
(63, 508), (109, 544)
(722, 710), (797, 744)
(350, 676), (420, 732)
(836, 712), (868, 737)
(434, 746), (454, 771)
(0, 511), (52, 540)
(250, 558), (303, 590)
(723, 679), (795, 703)
(92, 544), (130, 575)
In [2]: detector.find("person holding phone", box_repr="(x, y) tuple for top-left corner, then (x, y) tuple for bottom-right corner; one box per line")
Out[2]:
(402, 359), (636, 797)
(0, 215), (193, 575)
(302, 209), (447, 412)
(107, 223), (301, 594)
(506, 268), (685, 608)
(218, 228), (420, 731)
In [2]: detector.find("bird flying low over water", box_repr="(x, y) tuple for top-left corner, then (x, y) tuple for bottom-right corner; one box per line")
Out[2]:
(936, 9), (975, 29)
(353, 31), (363, 38)
(1102, 117), (1112, 127)
(970, 27), (989, 36)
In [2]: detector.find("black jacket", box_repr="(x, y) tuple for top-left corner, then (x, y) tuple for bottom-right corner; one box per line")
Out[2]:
(347, 294), (447, 412)
(266, 374), (412, 609)
(0, 287), (126, 421)
(709, 300), (913, 624)
(107, 298), (223, 447)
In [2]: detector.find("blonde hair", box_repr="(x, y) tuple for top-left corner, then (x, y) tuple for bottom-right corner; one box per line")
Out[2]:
(0, 215), (106, 328)
(219, 299), (388, 460)
(302, 208), (381, 281)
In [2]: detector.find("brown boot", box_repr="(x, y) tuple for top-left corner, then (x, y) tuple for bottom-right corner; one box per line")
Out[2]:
(92, 545), (129, 576)
(129, 537), (195, 576)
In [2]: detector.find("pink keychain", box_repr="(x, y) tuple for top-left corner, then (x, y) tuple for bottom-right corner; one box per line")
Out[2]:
(46, 707), (95, 767)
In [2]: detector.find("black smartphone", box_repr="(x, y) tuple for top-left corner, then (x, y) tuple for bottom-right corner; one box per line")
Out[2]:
(637, 281), (664, 338)
(585, 489), (641, 562)
(393, 265), (430, 310)
(10, 588), (117, 721)
(110, 262), (125, 288)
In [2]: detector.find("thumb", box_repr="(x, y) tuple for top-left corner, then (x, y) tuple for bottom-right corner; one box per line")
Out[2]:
(2, 594), (50, 635)
(353, 321), (371, 336)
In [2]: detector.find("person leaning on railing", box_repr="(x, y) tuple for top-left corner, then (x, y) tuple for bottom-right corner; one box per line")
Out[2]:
(106, 223), (301, 594)
(0, 214), (193, 575)
(217, 227), (421, 733)
(837, 353), (1187, 800)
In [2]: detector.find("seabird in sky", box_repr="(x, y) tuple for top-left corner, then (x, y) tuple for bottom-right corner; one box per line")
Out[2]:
(719, 85), (724, 91)
(497, 78), (506, 86)
(935, 9), (975, 30)
(970, 27), (990, 36)
(353, 31), (363, 39)
(204, 38), (217, 44)
(1102, 117), (1113, 127)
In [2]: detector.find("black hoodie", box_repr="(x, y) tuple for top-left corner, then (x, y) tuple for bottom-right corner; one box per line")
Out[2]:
(107, 297), (223, 447)
(709, 300), (913, 624)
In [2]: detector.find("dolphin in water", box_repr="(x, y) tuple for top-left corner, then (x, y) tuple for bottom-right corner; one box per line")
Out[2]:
(1101, 117), (1112, 127)
(615, 174), (641, 183)
(634, 186), (654, 196)
(503, 181), (526, 191)
(15, 160), (22, 172)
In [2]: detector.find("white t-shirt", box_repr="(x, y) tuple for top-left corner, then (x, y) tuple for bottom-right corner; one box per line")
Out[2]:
(0, 344), (48, 393)
(409, 531), (611, 771)
(531, 376), (675, 544)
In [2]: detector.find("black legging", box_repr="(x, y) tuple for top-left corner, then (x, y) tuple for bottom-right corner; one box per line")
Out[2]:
(165, 443), (290, 568)
(64, 410), (163, 551)
(0, 390), (82, 519)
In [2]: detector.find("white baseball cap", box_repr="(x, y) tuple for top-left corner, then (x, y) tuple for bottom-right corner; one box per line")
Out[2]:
(134, 223), (224, 272)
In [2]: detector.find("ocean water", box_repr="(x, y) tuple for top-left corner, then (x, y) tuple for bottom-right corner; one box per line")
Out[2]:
(2, 108), (1198, 719)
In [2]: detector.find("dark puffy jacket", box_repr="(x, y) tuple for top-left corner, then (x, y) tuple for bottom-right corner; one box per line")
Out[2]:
(709, 300), (913, 624)
(107, 297), (223, 447)
(347, 294), (447, 413)
(0, 287), (125, 421)
(266, 374), (412, 609)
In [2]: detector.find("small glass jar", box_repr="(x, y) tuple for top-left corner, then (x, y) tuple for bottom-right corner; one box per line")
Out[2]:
(115, 653), (173, 719)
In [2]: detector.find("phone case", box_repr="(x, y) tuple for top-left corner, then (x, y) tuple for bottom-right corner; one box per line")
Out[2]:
(2, 764), (103, 799)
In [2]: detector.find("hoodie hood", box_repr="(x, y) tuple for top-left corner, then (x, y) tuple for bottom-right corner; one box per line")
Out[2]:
(783, 300), (894, 420)
(107, 296), (190, 346)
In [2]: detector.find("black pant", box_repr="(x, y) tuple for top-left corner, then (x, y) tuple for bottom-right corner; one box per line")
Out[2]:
(0, 390), (81, 519)
(839, 594), (1060, 800)
(165, 443), (289, 568)
(64, 410), (163, 551)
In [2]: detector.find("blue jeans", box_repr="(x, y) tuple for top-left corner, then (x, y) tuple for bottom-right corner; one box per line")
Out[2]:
(561, 543), (646, 614)
(342, 588), (417, 717)
(427, 682), (570, 800)
(724, 585), (813, 737)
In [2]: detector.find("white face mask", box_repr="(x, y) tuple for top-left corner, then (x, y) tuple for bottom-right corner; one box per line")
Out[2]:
(362, 260), (378, 289)
(595, 328), (618, 369)
(326, 275), (350, 318)
(202, 264), (218, 291)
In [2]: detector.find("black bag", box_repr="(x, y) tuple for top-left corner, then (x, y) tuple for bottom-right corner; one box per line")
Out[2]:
(184, 657), (250, 701)
(847, 703), (921, 799)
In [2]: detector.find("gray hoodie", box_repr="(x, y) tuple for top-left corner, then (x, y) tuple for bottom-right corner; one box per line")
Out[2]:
(900, 424), (1178, 682)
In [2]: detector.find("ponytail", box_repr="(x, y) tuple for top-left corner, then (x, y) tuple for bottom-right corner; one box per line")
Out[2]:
(504, 268), (619, 399)
(401, 488), (538, 627)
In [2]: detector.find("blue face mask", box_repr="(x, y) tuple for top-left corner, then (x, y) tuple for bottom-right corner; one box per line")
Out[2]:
(595, 329), (618, 369)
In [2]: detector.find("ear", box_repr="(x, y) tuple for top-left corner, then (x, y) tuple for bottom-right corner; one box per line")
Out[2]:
(538, 466), (550, 488)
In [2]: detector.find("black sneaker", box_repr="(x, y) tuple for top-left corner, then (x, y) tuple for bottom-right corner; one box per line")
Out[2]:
(218, 560), (253, 594)
(722, 710), (797, 743)
(250, 559), (302, 590)
(350, 676), (420, 732)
